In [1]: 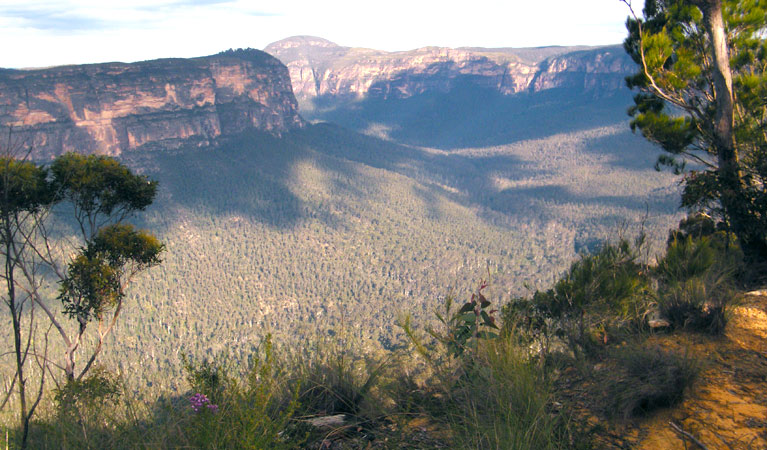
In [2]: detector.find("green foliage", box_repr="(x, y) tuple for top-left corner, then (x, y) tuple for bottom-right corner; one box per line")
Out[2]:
(90, 224), (165, 268)
(50, 152), (157, 232)
(20, 329), (588, 449)
(59, 253), (122, 322)
(657, 233), (740, 284)
(430, 282), (499, 358)
(401, 332), (587, 448)
(0, 149), (163, 449)
(40, 367), (128, 449)
(442, 339), (588, 450)
(287, 335), (387, 417)
(500, 229), (706, 425)
(400, 290), (587, 449)
(659, 275), (731, 334)
(54, 366), (122, 417)
(0, 151), (164, 447)
(0, 157), (52, 215)
(178, 336), (303, 449)
(624, 0), (767, 261)
(655, 222), (739, 334)
(181, 353), (226, 404)
(58, 224), (163, 323)
(30, 342), (303, 449)
(503, 238), (651, 359)
(505, 221), (740, 359)
(0, 155), (56, 449)
(546, 238), (649, 321)
(603, 345), (698, 419)
(628, 111), (696, 161)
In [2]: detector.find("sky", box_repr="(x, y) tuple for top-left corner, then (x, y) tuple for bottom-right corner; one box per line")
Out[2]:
(0, 0), (635, 69)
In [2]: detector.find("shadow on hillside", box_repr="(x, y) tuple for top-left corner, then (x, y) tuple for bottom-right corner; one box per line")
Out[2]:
(493, 184), (652, 211)
(122, 114), (676, 234)
(581, 125), (670, 172)
(303, 74), (634, 150)
(124, 130), (323, 230)
(290, 123), (670, 227)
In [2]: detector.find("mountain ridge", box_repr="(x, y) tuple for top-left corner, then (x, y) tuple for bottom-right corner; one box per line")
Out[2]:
(0, 48), (303, 159)
(264, 36), (632, 108)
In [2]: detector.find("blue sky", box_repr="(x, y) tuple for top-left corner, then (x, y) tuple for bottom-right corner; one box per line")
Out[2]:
(0, 0), (635, 68)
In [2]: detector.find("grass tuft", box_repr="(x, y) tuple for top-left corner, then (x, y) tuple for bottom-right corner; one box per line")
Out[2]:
(603, 345), (698, 420)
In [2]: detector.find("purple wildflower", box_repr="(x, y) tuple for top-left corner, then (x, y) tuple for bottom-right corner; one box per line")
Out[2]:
(189, 393), (218, 413)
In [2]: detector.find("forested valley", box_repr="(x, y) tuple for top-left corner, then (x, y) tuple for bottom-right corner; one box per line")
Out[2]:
(95, 112), (681, 396)
(8, 20), (756, 447)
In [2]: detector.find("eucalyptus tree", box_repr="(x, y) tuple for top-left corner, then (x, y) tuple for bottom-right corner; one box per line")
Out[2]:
(0, 133), (54, 448)
(622, 0), (767, 260)
(0, 143), (163, 447)
(40, 153), (164, 382)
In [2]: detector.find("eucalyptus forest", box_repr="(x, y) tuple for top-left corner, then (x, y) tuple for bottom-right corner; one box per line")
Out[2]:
(1, 0), (766, 448)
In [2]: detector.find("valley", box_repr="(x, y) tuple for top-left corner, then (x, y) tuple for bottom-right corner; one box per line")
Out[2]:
(108, 117), (680, 394)
(2, 0), (766, 445)
(2, 37), (683, 428)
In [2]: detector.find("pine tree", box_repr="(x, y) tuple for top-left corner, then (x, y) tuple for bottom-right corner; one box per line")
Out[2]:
(623, 0), (767, 261)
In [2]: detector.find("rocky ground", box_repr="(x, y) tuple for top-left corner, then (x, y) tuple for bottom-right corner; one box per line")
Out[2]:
(618, 291), (767, 449)
(297, 291), (767, 449)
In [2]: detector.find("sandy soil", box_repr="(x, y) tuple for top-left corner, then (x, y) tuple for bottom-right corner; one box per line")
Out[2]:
(625, 292), (767, 449)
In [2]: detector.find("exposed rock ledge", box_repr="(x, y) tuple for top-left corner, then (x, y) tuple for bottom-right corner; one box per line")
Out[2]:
(264, 36), (635, 107)
(0, 49), (303, 159)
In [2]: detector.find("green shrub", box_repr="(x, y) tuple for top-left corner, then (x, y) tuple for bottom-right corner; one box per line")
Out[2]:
(177, 335), (303, 449)
(656, 231), (741, 284)
(181, 352), (227, 404)
(54, 366), (122, 417)
(286, 335), (387, 418)
(655, 232), (739, 334)
(403, 287), (588, 449)
(429, 281), (500, 358)
(502, 238), (651, 360)
(603, 345), (698, 420)
(659, 275), (731, 334)
(34, 367), (127, 449)
(447, 338), (590, 450)
(550, 239), (650, 322)
(501, 294), (552, 356)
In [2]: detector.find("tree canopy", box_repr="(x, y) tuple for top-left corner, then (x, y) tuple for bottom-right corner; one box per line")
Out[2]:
(623, 0), (767, 261)
(0, 149), (163, 448)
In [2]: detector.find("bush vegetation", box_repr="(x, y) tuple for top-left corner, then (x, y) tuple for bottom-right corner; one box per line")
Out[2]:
(0, 211), (747, 449)
(0, 106), (747, 448)
(654, 215), (740, 334)
(499, 213), (747, 427)
(603, 345), (698, 420)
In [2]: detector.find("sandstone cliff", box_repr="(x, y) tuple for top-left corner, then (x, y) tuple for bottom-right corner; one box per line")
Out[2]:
(264, 36), (634, 108)
(0, 49), (303, 158)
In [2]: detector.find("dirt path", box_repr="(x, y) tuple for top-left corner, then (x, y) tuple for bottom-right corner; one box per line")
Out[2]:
(629, 292), (767, 449)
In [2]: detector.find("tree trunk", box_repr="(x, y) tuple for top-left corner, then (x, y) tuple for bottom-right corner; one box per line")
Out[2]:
(699, 0), (747, 240)
(5, 228), (29, 449)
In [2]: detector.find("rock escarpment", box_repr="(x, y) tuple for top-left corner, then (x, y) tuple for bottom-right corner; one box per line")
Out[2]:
(0, 49), (303, 158)
(264, 36), (634, 107)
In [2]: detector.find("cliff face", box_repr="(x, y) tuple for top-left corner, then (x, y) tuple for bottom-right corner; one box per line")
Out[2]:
(530, 49), (634, 93)
(0, 49), (303, 158)
(264, 36), (634, 106)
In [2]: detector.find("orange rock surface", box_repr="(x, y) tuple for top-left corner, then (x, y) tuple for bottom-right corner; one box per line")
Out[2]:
(623, 293), (767, 449)
(0, 49), (303, 159)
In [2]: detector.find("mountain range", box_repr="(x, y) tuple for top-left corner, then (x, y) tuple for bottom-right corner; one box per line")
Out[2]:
(1, 37), (638, 157)
(0, 38), (683, 393)
(265, 36), (637, 148)
(0, 49), (301, 159)
(265, 36), (632, 105)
